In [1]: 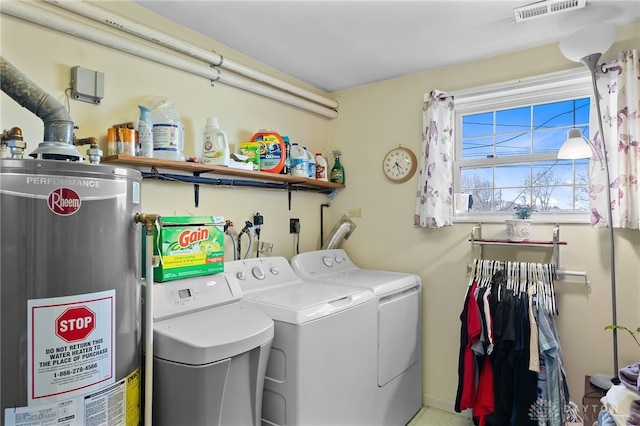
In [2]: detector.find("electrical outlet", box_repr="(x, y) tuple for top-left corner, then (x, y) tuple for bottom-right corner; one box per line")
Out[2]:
(259, 242), (274, 253)
(290, 218), (300, 234)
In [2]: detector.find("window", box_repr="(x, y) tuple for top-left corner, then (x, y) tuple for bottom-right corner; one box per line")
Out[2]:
(453, 69), (592, 221)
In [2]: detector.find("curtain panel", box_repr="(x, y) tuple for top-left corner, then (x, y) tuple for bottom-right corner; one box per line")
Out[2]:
(414, 90), (455, 228)
(590, 49), (640, 229)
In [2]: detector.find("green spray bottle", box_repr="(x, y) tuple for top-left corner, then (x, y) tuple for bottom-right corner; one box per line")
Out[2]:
(329, 150), (345, 184)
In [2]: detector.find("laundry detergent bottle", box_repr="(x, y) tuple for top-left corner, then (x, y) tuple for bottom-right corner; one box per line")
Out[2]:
(202, 117), (230, 166)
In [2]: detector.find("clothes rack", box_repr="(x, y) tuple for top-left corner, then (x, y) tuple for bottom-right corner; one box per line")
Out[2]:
(469, 223), (590, 286)
(456, 258), (571, 425)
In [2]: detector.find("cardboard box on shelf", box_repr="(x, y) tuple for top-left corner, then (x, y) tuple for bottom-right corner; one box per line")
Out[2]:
(144, 216), (225, 282)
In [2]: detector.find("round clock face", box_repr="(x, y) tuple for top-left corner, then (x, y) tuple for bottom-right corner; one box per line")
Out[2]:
(382, 147), (417, 183)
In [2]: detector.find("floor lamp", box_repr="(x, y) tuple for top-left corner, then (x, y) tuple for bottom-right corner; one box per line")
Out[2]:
(558, 22), (620, 390)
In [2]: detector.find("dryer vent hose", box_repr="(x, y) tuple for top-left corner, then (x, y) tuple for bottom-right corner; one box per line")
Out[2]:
(322, 215), (356, 249)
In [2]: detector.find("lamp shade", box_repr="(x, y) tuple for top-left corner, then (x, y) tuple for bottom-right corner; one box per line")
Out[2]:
(559, 22), (617, 62)
(558, 128), (593, 159)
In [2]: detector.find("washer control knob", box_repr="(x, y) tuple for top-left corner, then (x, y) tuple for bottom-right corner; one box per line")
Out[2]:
(270, 267), (279, 275)
(236, 271), (246, 281)
(335, 256), (342, 264)
(252, 266), (265, 280)
(322, 256), (333, 267)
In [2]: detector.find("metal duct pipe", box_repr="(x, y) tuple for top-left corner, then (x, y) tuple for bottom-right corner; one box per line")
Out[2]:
(322, 215), (357, 249)
(1, 2), (338, 119)
(0, 56), (75, 146)
(44, 0), (339, 111)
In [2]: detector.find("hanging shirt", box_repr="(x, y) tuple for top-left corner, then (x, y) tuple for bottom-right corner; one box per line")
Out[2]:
(455, 281), (482, 412)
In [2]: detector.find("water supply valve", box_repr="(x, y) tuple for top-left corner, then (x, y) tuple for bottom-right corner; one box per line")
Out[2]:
(74, 136), (103, 164)
(1, 127), (27, 159)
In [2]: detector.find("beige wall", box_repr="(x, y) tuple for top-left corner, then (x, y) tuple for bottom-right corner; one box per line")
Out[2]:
(1, 1), (333, 261)
(2, 0), (639, 417)
(330, 24), (640, 412)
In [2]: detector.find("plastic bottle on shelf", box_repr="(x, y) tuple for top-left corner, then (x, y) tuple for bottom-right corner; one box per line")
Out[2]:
(330, 150), (345, 184)
(282, 136), (291, 175)
(290, 143), (308, 177)
(136, 105), (153, 158)
(315, 152), (328, 181)
(202, 117), (230, 166)
(151, 97), (185, 161)
(305, 147), (316, 179)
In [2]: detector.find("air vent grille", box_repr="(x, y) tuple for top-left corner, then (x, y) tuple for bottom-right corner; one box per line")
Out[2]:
(514, 0), (587, 23)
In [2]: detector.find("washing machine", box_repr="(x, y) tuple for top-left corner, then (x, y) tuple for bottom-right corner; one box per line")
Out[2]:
(291, 249), (422, 426)
(224, 257), (378, 426)
(147, 274), (274, 426)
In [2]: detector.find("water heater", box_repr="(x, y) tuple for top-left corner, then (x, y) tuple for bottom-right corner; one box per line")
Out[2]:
(0, 159), (142, 426)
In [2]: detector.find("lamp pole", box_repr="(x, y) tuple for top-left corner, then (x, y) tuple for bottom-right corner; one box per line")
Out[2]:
(581, 52), (620, 385)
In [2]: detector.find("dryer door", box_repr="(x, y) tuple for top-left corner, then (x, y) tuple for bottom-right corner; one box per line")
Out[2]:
(378, 285), (421, 386)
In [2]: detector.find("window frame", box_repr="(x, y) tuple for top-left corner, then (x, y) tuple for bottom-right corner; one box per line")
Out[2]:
(452, 68), (593, 224)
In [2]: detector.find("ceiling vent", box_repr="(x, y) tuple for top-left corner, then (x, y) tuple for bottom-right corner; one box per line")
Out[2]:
(514, 0), (587, 23)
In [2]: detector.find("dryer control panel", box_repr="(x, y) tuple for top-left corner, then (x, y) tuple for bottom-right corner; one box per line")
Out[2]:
(291, 248), (357, 277)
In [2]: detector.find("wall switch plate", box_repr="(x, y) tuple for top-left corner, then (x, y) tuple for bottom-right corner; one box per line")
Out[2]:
(71, 66), (104, 104)
(348, 208), (362, 218)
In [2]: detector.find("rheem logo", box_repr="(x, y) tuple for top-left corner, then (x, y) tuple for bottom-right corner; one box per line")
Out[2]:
(48, 188), (81, 216)
(55, 306), (96, 343)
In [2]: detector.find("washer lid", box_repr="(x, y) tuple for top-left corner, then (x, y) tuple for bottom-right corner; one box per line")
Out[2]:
(326, 269), (421, 296)
(153, 303), (274, 365)
(294, 267), (420, 296)
(240, 282), (374, 324)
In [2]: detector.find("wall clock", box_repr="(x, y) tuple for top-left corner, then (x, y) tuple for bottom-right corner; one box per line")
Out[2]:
(382, 146), (417, 183)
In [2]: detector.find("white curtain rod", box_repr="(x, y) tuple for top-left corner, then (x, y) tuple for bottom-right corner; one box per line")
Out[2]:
(1, 1), (338, 119)
(43, 0), (339, 112)
(438, 67), (590, 100)
(442, 57), (623, 101)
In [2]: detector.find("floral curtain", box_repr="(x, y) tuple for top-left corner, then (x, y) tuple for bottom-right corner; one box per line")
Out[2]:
(414, 90), (455, 228)
(590, 49), (639, 229)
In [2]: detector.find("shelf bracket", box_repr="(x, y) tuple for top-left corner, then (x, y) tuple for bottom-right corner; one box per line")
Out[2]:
(193, 172), (201, 208)
(552, 223), (560, 272)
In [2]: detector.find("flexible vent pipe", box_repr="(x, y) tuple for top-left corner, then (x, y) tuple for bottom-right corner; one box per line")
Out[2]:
(44, 0), (338, 111)
(0, 56), (74, 145)
(1, 2), (338, 119)
(0, 55), (84, 160)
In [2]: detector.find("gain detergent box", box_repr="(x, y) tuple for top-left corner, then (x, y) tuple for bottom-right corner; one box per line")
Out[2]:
(145, 216), (225, 282)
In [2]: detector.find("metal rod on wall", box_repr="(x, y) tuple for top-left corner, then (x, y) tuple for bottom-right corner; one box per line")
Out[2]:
(1, 1), (339, 119)
(43, 0), (338, 111)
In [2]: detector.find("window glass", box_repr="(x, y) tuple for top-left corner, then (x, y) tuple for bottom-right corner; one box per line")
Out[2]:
(456, 95), (590, 216)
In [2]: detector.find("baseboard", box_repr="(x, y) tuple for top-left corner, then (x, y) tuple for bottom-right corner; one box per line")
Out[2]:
(423, 394), (472, 419)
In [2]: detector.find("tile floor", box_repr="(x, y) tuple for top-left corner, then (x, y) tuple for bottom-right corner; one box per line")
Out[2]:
(407, 407), (474, 426)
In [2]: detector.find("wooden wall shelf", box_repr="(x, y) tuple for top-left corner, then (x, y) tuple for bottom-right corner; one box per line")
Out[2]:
(101, 155), (343, 208)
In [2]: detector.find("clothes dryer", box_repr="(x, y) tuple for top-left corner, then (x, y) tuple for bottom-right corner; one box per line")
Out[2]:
(291, 249), (422, 426)
(225, 257), (378, 426)
(148, 274), (274, 426)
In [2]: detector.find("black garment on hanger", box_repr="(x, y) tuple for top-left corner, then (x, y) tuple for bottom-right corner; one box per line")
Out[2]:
(455, 285), (472, 413)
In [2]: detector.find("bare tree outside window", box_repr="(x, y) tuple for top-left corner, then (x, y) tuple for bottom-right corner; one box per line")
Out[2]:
(455, 96), (591, 215)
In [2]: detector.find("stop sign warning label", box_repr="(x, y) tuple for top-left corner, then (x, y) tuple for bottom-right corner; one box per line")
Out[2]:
(56, 306), (96, 342)
(28, 290), (115, 402)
